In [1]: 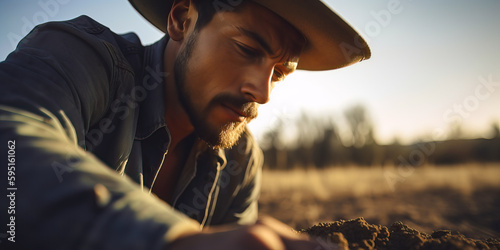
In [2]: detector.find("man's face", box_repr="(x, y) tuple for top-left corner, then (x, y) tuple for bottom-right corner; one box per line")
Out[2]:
(174, 2), (305, 149)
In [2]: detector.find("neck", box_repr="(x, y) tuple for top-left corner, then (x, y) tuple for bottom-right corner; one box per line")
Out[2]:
(164, 38), (194, 150)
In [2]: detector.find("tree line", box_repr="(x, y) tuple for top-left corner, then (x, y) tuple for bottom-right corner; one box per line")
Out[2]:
(260, 104), (500, 169)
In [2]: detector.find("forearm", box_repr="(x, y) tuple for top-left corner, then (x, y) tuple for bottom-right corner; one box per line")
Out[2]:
(0, 106), (200, 249)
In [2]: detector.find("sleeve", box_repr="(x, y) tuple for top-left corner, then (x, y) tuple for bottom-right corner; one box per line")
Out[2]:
(0, 18), (199, 250)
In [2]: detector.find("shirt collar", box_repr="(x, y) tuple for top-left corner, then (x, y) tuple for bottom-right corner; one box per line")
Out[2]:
(194, 139), (228, 170)
(134, 35), (169, 140)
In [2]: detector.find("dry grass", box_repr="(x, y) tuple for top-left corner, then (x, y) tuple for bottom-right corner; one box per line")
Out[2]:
(261, 163), (500, 199)
(259, 163), (500, 239)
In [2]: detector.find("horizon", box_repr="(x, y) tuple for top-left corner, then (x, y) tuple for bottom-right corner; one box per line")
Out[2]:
(1, 0), (499, 145)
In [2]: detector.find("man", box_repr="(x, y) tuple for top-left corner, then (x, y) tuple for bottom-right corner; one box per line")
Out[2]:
(0, 0), (369, 249)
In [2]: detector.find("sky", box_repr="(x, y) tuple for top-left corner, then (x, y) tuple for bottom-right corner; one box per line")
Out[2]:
(1, 0), (499, 145)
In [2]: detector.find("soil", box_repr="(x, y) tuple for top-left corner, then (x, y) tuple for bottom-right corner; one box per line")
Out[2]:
(300, 217), (500, 250)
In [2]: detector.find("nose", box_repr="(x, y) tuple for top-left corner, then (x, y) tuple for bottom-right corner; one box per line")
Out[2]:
(240, 65), (274, 104)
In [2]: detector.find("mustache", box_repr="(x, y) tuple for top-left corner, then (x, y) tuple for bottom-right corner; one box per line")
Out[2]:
(212, 93), (259, 119)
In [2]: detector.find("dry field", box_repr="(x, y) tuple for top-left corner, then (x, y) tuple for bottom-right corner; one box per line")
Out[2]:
(259, 164), (500, 240)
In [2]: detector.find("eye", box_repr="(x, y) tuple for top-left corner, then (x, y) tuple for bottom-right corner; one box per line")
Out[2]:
(272, 68), (285, 82)
(235, 42), (260, 58)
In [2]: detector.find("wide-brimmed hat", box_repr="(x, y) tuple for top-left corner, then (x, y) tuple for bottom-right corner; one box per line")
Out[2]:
(129, 0), (371, 70)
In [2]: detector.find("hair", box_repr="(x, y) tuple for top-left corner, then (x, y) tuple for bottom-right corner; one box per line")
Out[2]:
(191, 0), (247, 30)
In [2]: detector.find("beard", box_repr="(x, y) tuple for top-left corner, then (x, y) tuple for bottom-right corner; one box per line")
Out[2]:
(173, 31), (258, 149)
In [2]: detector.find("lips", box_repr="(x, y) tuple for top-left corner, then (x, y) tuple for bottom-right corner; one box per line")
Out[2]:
(211, 94), (258, 123)
(221, 103), (246, 122)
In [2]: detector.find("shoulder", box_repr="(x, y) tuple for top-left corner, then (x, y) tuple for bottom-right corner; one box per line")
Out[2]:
(23, 15), (137, 43)
(16, 15), (142, 68)
(226, 128), (263, 162)
(54, 15), (109, 35)
(19, 15), (111, 49)
(223, 128), (263, 182)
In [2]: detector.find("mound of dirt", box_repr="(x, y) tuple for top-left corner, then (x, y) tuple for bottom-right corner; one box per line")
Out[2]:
(300, 217), (500, 250)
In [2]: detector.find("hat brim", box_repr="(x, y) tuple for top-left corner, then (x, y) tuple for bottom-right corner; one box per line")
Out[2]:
(129, 0), (371, 70)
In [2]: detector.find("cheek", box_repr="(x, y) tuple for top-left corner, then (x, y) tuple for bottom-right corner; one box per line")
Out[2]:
(190, 43), (243, 94)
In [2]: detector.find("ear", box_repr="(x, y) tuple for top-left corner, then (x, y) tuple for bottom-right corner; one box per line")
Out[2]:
(167, 0), (192, 41)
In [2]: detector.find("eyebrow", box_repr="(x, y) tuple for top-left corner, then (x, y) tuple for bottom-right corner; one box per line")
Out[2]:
(235, 26), (275, 56)
(235, 26), (301, 76)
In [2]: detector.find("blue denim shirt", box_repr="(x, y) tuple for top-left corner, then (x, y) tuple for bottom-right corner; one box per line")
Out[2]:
(0, 15), (262, 249)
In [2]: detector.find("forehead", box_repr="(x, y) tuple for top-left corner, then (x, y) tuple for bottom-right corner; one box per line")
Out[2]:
(208, 1), (305, 58)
